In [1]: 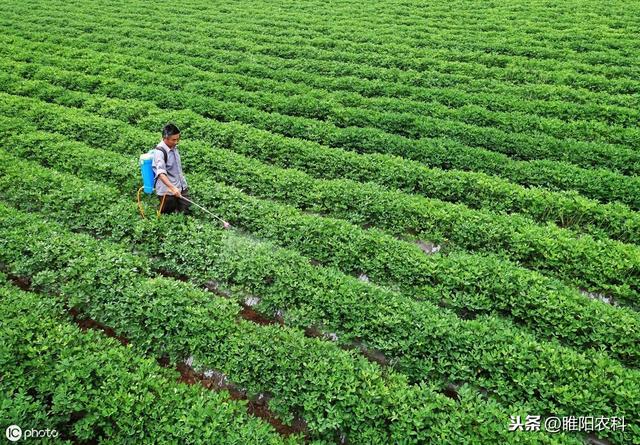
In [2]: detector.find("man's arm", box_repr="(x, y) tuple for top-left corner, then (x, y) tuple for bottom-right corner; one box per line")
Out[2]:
(157, 173), (181, 198)
(152, 149), (181, 197)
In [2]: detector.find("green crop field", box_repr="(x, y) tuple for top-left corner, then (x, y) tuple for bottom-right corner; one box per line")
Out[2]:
(1, 0), (638, 443)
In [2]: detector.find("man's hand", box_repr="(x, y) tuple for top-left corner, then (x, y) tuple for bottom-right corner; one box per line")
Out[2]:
(170, 186), (182, 198)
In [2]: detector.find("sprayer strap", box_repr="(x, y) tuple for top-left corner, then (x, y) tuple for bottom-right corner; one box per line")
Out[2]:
(153, 146), (174, 186)
(155, 146), (168, 164)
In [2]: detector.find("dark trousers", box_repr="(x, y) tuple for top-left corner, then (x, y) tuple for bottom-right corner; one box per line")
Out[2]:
(158, 188), (191, 215)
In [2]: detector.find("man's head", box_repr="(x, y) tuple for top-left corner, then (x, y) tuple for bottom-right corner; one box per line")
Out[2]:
(162, 122), (181, 149)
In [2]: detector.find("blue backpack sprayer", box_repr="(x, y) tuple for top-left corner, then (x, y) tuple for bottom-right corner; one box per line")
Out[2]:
(137, 150), (230, 228)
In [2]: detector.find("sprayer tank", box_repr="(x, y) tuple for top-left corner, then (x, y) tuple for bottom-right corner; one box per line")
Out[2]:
(139, 152), (155, 194)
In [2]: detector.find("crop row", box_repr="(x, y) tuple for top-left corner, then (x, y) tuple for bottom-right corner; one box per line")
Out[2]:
(2, 52), (638, 213)
(155, 0), (640, 61)
(107, 0), (640, 75)
(233, 19), (640, 78)
(4, 121), (640, 423)
(178, 23), (640, 96)
(6, 17), (639, 134)
(0, 201), (585, 445)
(9, 1), (640, 99)
(5, 8), (640, 152)
(1, 33), (637, 179)
(2, 85), (638, 306)
(184, 76), (640, 149)
(0, 151), (637, 445)
(0, 276), (299, 445)
(3, 31), (636, 154)
(4, 109), (640, 366)
(3, 53), (640, 241)
(180, 0), (640, 70)
(4, 5), (639, 120)
(197, 9), (640, 77)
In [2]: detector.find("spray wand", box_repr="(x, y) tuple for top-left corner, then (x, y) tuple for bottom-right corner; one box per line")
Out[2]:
(179, 196), (231, 229)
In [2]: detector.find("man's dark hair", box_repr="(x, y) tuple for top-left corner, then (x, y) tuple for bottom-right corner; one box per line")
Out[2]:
(162, 122), (181, 138)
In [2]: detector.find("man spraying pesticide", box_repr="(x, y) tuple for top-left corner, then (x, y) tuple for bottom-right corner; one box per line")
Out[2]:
(138, 122), (231, 229)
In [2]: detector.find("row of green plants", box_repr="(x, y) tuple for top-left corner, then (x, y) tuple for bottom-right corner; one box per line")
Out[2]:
(2, 83), (637, 306)
(4, 6), (638, 125)
(0, 150), (637, 445)
(7, 30), (637, 153)
(3, 12), (639, 173)
(3, 111), (640, 368)
(183, 76), (639, 149)
(179, 27), (640, 96)
(0, 276), (300, 445)
(201, 11), (640, 81)
(7, 1), (639, 101)
(1, 41), (637, 213)
(136, 0), (640, 77)
(60, 9), (640, 148)
(4, 132), (640, 439)
(192, 25), (640, 108)
(10, 13), (640, 134)
(0, 202), (580, 445)
(3, 50), (639, 243)
(1, 31), (636, 181)
(186, 0), (640, 73)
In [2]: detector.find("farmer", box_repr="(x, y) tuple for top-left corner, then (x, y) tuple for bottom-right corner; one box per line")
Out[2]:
(152, 122), (191, 215)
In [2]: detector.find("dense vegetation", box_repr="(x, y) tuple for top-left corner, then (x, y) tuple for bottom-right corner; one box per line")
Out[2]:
(1, 0), (638, 443)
